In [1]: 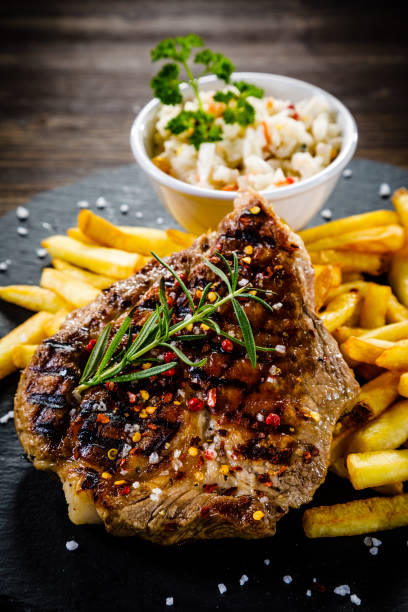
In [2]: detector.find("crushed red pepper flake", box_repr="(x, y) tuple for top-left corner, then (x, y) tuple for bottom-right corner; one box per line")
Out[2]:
(96, 413), (110, 424)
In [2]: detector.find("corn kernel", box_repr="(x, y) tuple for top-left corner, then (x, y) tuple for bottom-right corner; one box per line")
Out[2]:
(242, 256), (252, 265)
(114, 480), (126, 486)
(142, 362), (152, 370)
(244, 245), (253, 255)
(140, 389), (149, 401)
(201, 323), (210, 331)
(253, 510), (265, 521)
(132, 432), (142, 443)
(249, 205), (261, 215)
(139, 409), (148, 419)
(188, 446), (198, 457)
(107, 448), (118, 460)
(146, 406), (157, 415)
(101, 471), (112, 479)
(220, 464), (229, 475)
(207, 291), (217, 303)
(194, 471), (204, 481)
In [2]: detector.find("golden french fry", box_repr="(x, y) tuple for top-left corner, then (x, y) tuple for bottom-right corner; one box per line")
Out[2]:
(40, 268), (99, 308)
(42, 235), (148, 279)
(313, 265), (342, 311)
(375, 339), (408, 370)
(67, 227), (100, 245)
(12, 344), (38, 368)
(360, 319), (408, 341)
(333, 327), (365, 344)
(309, 250), (387, 275)
(398, 372), (408, 397)
(165, 228), (198, 248)
(320, 291), (362, 333)
(389, 247), (408, 307)
(303, 493), (408, 538)
(331, 429), (355, 463)
(330, 454), (349, 478)
(347, 450), (408, 489)
(386, 294), (408, 323)
(341, 336), (393, 364)
(353, 363), (385, 382)
(52, 259), (115, 290)
(359, 283), (391, 329)
(392, 187), (408, 229)
(43, 308), (70, 337)
(306, 225), (405, 254)
(0, 285), (67, 313)
(326, 281), (369, 305)
(374, 483), (404, 496)
(0, 311), (53, 379)
(299, 209), (398, 244)
(329, 458), (403, 496)
(347, 399), (408, 454)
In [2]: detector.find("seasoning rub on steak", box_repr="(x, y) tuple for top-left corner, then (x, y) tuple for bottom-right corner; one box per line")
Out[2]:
(14, 191), (359, 544)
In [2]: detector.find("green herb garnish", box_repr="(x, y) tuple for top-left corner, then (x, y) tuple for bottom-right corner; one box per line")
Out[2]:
(75, 252), (274, 394)
(150, 34), (264, 149)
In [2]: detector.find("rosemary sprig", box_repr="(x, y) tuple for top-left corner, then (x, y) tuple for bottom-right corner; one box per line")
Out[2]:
(74, 251), (275, 395)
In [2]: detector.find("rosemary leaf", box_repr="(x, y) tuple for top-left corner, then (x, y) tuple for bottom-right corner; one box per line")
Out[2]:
(109, 361), (177, 383)
(231, 297), (256, 367)
(96, 310), (134, 375)
(238, 292), (276, 314)
(159, 341), (207, 367)
(80, 323), (112, 383)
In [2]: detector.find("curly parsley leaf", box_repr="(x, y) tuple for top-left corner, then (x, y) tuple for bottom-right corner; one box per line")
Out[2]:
(150, 63), (183, 105)
(166, 110), (222, 150)
(151, 34), (203, 62)
(194, 49), (234, 83)
(233, 81), (264, 98)
(223, 97), (255, 127)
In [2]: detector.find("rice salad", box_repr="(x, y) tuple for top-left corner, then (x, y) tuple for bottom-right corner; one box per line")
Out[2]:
(152, 88), (342, 191)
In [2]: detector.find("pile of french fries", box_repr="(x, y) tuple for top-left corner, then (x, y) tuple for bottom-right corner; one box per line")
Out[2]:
(2, 189), (408, 539)
(0, 209), (196, 379)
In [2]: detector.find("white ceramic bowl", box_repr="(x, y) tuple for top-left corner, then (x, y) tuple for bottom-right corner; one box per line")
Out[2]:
(130, 73), (358, 234)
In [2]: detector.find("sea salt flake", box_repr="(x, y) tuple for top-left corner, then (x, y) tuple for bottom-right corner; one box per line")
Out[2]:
(17, 226), (28, 236)
(239, 574), (249, 586)
(371, 537), (382, 546)
(320, 208), (332, 220)
(343, 168), (353, 178)
(36, 248), (47, 259)
(275, 344), (286, 354)
(363, 536), (372, 547)
(156, 217), (164, 224)
(66, 540), (79, 551)
(152, 487), (162, 495)
(166, 597), (174, 606)
(334, 585), (350, 596)
(283, 575), (292, 584)
(306, 590), (312, 597)
(0, 411), (14, 424)
(259, 496), (268, 503)
(132, 481), (140, 489)
(120, 203), (130, 214)
(369, 546), (378, 556)
(256, 412), (264, 422)
(174, 449), (181, 458)
(96, 196), (107, 209)
(150, 493), (160, 502)
(136, 211), (143, 219)
(0, 261), (8, 272)
(379, 183), (391, 198)
(16, 206), (29, 220)
(264, 559), (270, 566)
(149, 452), (159, 464)
(218, 583), (227, 594)
(42, 222), (53, 231)
(77, 200), (89, 209)
(272, 302), (283, 310)
(350, 594), (361, 606)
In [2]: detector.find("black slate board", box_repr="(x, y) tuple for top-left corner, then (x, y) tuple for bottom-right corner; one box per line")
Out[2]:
(1, 160), (408, 612)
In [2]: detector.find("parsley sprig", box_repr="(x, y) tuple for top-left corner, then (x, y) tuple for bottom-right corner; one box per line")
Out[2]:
(75, 251), (274, 395)
(150, 34), (264, 149)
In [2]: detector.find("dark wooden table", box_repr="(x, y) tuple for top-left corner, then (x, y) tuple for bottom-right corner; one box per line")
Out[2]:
(1, 0), (407, 216)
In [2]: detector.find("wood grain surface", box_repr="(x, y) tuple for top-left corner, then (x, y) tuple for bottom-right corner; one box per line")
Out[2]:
(1, 0), (407, 216)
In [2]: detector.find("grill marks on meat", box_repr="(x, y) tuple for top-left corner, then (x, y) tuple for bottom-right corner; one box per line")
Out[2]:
(14, 191), (359, 543)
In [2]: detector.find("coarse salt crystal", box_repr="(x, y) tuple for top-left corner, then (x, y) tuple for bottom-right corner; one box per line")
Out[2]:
(369, 546), (378, 555)
(0, 261), (8, 272)
(96, 197), (107, 209)
(238, 278), (249, 287)
(150, 493), (160, 502)
(166, 597), (174, 606)
(17, 226), (28, 236)
(0, 411), (14, 424)
(320, 208), (332, 220)
(379, 183), (391, 198)
(156, 217), (164, 224)
(343, 168), (353, 178)
(36, 248), (47, 259)
(313, 577), (317, 583)
(16, 206), (29, 220)
(363, 536), (372, 547)
(334, 585), (350, 596)
(283, 575), (292, 584)
(264, 559), (270, 566)
(350, 594), (361, 606)
(77, 200), (89, 209)
(371, 537), (382, 546)
(66, 540), (78, 551)
(120, 203), (130, 214)
(152, 487), (162, 495)
(239, 574), (248, 586)
(256, 412), (264, 422)
(132, 481), (140, 489)
(218, 583), (227, 595)
(174, 449), (181, 458)
(259, 496), (268, 503)
(275, 344), (286, 354)
(136, 211), (143, 218)
(306, 590), (312, 597)
(272, 302), (283, 310)
(149, 452), (159, 464)
(42, 222), (53, 231)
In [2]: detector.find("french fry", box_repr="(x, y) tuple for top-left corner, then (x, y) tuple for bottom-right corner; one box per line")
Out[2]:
(43, 308), (70, 337)
(40, 268), (99, 308)
(12, 344), (38, 368)
(303, 493), (408, 538)
(0, 311), (53, 379)
(392, 187), (408, 229)
(331, 430), (354, 463)
(386, 294), (408, 323)
(340, 336), (393, 364)
(299, 209), (398, 244)
(52, 259), (115, 290)
(359, 283), (391, 329)
(347, 399), (408, 454)
(0, 285), (67, 313)
(165, 228), (198, 248)
(347, 450), (408, 489)
(313, 265), (342, 311)
(353, 363), (385, 382)
(319, 291), (362, 333)
(309, 250), (387, 275)
(306, 225), (405, 254)
(389, 247), (408, 307)
(326, 281), (369, 303)
(78, 210), (178, 257)
(332, 327), (365, 344)
(374, 483), (404, 496)
(398, 372), (408, 397)
(42, 235), (148, 279)
(342, 272), (364, 282)
(375, 339), (408, 370)
(67, 227), (100, 245)
(329, 458), (403, 496)
(359, 319), (408, 341)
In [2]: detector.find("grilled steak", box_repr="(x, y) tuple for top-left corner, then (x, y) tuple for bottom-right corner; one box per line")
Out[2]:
(14, 191), (359, 544)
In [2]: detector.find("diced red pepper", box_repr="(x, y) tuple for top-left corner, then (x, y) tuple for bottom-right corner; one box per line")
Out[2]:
(86, 339), (97, 352)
